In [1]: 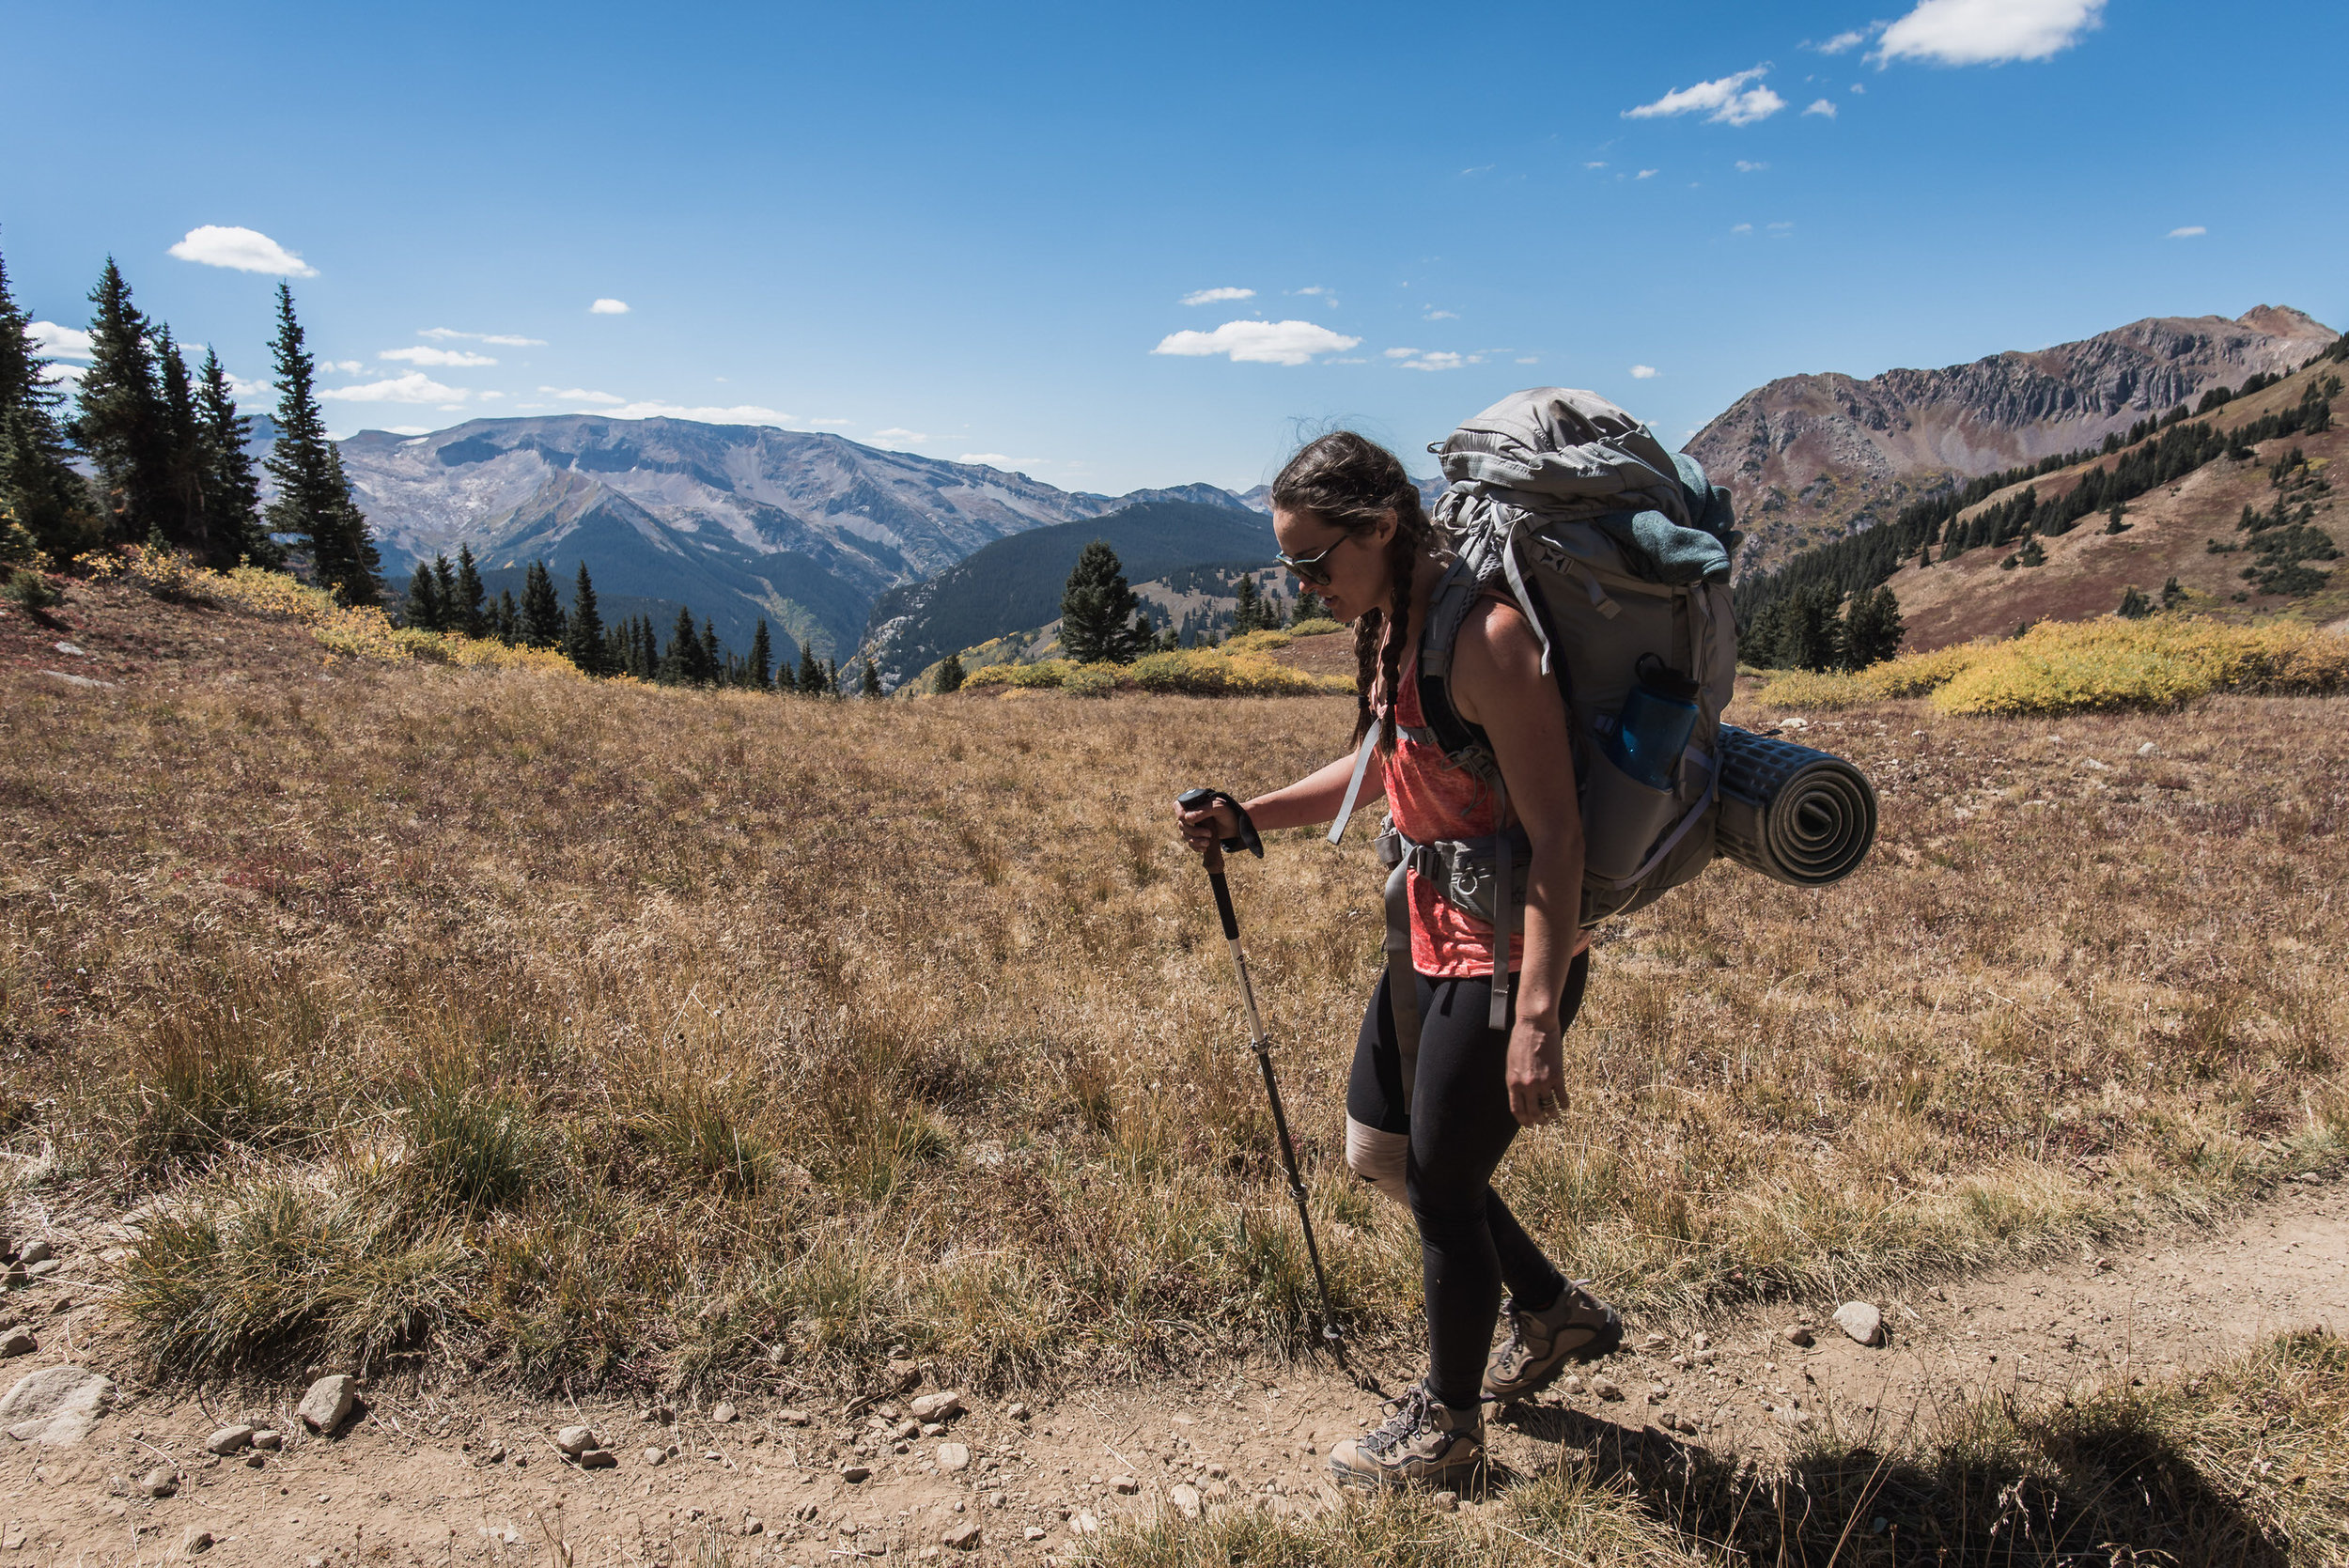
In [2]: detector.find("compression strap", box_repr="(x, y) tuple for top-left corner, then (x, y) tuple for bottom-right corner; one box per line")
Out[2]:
(1328, 726), (1382, 846)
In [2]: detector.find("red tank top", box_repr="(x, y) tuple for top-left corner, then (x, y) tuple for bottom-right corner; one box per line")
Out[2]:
(1377, 618), (1588, 979)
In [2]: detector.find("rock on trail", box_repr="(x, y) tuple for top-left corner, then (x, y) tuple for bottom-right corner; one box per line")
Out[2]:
(0, 1364), (116, 1445)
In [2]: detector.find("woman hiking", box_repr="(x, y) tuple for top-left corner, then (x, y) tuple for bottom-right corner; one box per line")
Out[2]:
(1176, 430), (1622, 1492)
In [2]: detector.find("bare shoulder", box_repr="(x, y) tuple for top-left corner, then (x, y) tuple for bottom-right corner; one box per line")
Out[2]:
(1451, 597), (1548, 722)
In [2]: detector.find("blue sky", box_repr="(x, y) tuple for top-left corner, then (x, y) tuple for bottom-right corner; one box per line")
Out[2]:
(4, 0), (2342, 495)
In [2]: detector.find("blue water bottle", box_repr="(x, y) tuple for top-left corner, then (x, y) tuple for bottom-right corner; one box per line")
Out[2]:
(1606, 654), (1701, 790)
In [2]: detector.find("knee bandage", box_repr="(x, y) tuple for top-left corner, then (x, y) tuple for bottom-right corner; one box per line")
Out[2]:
(1345, 1117), (1409, 1207)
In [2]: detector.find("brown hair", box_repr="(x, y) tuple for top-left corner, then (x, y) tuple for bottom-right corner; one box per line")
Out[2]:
(1269, 431), (1434, 751)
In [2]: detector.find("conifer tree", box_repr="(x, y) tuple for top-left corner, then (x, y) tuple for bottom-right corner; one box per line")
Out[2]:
(659, 607), (697, 684)
(494, 588), (520, 644)
(263, 283), (379, 603)
(1061, 539), (1144, 663)
(2117, 585), (2154, 619)
(406, 561), (445, 629)
(747, 617), (772, 690)
(150, 326), (210, 555)
(70, 258), (172, 545)
(1292, 584), (1324, 622)
(825, 658), (842, 696)
(797, 638), (823, 694)
(0, 241), (95, 562)
(935, 652), (965, 694)
(860, 659), (881, 697)
(1838, 584), (1905, 670)
(700, 619), (723, 683)
(563, 562), (609, 674)
(1232, 575), (1263, 634)
(634, 615), (658, 677)
(519, 560), (565, 646)
(194, 347), (274, 567)
(451, 544), (486, 636)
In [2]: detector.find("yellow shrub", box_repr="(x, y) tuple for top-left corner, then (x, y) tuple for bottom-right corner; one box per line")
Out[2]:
(1749, 668), (1871, 709)
(1127, 647), (1351, 697)
(1286, 616), (1345, 637)
(1062, 662), (1117, 697)
(1752, 616), (2349, 717)
(1933, 617), (2349, 716)
(1221, 629), (1293, 654)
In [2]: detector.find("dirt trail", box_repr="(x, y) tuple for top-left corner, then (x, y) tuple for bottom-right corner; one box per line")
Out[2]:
(2, 1177), (2341, 1566)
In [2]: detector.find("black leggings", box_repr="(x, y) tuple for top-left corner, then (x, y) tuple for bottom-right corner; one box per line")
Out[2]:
(1347, 952), (1592, 1409)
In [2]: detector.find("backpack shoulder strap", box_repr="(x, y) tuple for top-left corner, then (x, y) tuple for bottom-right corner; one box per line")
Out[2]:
(1413, 553), (1498, 782)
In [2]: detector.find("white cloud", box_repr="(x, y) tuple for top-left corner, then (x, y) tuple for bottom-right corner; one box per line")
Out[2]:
(2168, 225), (2207, 239)
(538, 386), (625, 404)
(871, 427), (928, 442)
(588, 298), (630, 315)
(1397, 351), (1470, 372)
(1516, 356), (1539, 365)
(28, 321), (93, 361)
(1768, 220), (1797, 230)
(1736, 160), (1769, 171)
(1329, 357), (1369, 365)
(1630, 365), (1659, 379)
(325, 360), (365, 375)
(1625, 66), (1786, 127)
(1851, 82), (1867, 91)
(1383, 348), (1420, 359)
(420, 327), (547, 346)
(1732, 223), (1755, 234)
(805, 417), (854, 427)
(958, 453), (1011, 465)
(1460, 163), (1494, 176)
(167, 225), (318, 276)
(1805, 98), (1840, 116)
(1584, 161), (1608, 169)
(226, 372), (272, 401)
(1817, 26), (1876, 52)
(478, 390), (506, 399)
(1150, 319), (1361, 366)
(1875, 0), (2104, 65)
(1424, 309), (1459, 320)
(381, 346), (497, 366)
(1293, 286), (1330, 296)
(1636, 168), (1660, 179)
(1180, 287), (1254, 306)
(42, 363), (86, 388)
(318, 372), (466, 404)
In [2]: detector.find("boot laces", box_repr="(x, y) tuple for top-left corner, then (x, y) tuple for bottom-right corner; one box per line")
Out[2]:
(1361, 1386), (1440, 1456)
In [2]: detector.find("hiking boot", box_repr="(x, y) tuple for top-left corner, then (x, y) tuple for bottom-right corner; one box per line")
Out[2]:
(1484, 1281), (1623, 1402)
(1326, 1385), (1485, 1492)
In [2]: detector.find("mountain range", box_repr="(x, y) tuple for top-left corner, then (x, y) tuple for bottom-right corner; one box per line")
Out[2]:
(287, 417), (1257, 658)
(1688, 305), (2338, 580)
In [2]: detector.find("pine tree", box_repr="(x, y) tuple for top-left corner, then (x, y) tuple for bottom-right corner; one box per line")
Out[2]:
(563, 562), (609, 674)
(699, 620), (723, 683)
(70, 257), (171, 545)
(2117, 585), (2154, 619)
(451, 544), (486, 637)
(1232, 574), (1262, 634)
(2160, 575), (2185, 609)
(1061, 539), (1144, 662)
(797, 638), (823, 694)
(935, 652), (965, 694)
(2016, 537), (2046, 567)
(519, 560), (565, 647)
(747, 618), (773, 690)
(660, 606), (697, 684)
(0, 241), (95, 563)
(860, 659), (881, 697)
(634, 615), (657, 677)
(603, 618), (630, 676)
(150, 327), (210, 556)
(1293, 584), (1325, 622)
(494, 588), (520, 644)
(193, 347), (273, 567)
(263, 284), (380, 603)
(1839, 585), (1905, 670)
(406, 561), (445, 629)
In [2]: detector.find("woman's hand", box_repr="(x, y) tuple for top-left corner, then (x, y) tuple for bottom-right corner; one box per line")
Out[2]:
(1506, 1013), (1566, 1127)
(1174, 797), (1238, 857)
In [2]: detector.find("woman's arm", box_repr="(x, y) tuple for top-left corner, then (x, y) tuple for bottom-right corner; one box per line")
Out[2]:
(1450, 598), (1583, 1127)
(1174, 746), (1385, 852)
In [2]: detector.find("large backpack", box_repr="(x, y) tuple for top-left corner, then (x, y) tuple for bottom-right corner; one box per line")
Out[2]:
(1328, 388), (1741, 1048)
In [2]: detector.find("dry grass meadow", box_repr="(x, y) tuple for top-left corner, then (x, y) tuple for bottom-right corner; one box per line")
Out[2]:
(3, 584), (2343, 1418)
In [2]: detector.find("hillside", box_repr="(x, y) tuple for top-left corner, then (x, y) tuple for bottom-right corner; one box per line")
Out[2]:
(280, 416), (1251, 658)
(861, 500), (1277, 686)
(1732, 335), (2347, 660)
(1688, 305), (2338, 580)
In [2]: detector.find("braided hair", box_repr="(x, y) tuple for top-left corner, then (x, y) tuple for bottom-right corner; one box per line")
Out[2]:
(1268, 431), (1434, 753)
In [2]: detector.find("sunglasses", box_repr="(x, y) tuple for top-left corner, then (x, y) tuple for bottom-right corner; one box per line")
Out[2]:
(1276, 536), (1346, 586)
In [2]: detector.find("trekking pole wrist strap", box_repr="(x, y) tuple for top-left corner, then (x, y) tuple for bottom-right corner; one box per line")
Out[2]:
(1178, 787), (1263, 858)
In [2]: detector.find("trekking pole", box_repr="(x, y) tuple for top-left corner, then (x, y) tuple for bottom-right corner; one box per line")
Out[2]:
(1176, 789), (1368, 1387)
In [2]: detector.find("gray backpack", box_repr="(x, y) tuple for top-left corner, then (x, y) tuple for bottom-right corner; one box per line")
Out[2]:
(1328, 388), (1740, 1043)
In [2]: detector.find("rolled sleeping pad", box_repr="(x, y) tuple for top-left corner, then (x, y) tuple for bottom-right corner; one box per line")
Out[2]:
(1713, 724), (1877, 886)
